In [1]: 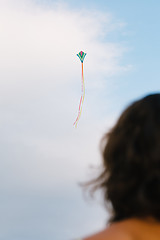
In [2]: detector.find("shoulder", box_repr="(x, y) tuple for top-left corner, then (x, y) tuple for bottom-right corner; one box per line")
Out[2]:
(82, 217), (160, 240)
(83, 220), (134, 240)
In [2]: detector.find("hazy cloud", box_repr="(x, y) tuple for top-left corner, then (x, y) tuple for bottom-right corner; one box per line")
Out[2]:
(0, 0), (129, 238)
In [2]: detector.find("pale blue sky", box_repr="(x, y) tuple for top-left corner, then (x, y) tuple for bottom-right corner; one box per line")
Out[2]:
(0, 0), (160, 240)
(50, 0), (160, 114)
(36, 0), (160, 99)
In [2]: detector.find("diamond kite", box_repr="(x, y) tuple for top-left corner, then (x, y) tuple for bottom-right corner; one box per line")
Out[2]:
(73, 51), (87, 127)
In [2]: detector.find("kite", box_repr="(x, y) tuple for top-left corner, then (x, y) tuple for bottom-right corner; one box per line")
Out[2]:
(73, 51), (87, 127)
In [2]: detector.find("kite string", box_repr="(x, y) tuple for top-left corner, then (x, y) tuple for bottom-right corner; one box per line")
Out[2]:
(73, 62), (85, 127)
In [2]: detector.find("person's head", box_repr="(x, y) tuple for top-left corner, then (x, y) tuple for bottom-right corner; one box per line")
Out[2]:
(89, 93), (160, 222)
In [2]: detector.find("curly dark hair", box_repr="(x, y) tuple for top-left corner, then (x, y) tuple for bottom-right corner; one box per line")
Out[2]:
(87, 93), (160, 223)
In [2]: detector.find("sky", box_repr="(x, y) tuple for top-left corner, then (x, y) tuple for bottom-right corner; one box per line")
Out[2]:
(0, 0), (160, 239)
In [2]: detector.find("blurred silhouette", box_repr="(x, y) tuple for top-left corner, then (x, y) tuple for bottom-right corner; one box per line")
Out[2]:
(82, 94), (160, 240)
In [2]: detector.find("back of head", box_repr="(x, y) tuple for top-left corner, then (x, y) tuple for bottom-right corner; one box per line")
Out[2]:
(91, 93), (160, 222)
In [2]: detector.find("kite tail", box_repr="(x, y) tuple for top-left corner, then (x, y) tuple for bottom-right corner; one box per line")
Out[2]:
(73, 62), (85, 127)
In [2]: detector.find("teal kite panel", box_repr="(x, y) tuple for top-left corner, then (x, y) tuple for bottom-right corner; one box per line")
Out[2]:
(77, 51), (87, 63)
